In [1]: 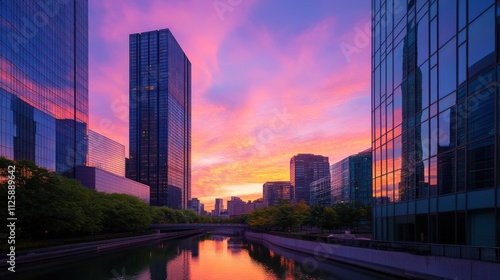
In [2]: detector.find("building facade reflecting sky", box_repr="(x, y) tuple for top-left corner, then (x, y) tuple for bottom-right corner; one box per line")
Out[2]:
(330, 149), (372, 206)
(0, 1), (89, 176)
(128, 29), (191, 209)
(372, 0), (499, 246)
(88, 129), (125, 176)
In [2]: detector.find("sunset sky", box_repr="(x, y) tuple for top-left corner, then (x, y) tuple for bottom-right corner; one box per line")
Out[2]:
(88, 0), (372, 210)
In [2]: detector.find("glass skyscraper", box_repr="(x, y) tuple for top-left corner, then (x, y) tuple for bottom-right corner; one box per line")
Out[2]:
(128, 29), (191, 209)
(372, 0), (499, 246)
(290, 154), (329, 205)
(0, 1), (88, 176)
(309, 176), (331, 207)
(330, 149), (372, 206)
(88, 129), (125, 176)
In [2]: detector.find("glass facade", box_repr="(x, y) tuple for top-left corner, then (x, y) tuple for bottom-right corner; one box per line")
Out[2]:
(330, 149), (372, 206)
(372, 0), (499, 246)
(0, 0), (89, 176)
(309, 176), (331, 207)
(263, 181), (294, 207)
(75, 166), (150, 204)
(88, 129), (125, 176)
(128, 29), (191, 209)
(290, 154), (329, 205)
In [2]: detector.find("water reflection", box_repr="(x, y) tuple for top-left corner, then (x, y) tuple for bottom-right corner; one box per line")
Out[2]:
(8, 234), (397, 280)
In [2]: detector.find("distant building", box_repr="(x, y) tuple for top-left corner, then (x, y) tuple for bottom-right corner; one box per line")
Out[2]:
(199, 203), (206, 215)
(227, 196), (245, 216)
(189, 198), (201, 214)
(243, 198), (265, 213)
(263, 181), (294, 206)
(309, 176), (331, 207)
(219, 211), (229, 218)
(75, 166), (150, 204)
(330, 149), (372, 206)
(128, 29), (191, 209)
(88, 130), (125, 177)
(290, 154), (329, 205)
(214, 198), (223, 216)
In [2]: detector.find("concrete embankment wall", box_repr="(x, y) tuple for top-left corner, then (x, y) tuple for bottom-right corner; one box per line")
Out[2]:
(245, 231), (500, 280)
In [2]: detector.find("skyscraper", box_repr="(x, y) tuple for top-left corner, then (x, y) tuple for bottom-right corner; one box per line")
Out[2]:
(0, 1), (88, 176)
(214, 198), (223, 216)
(310, 176), (331, 207)
(290, 154), (329, 205)
(372, 0), (499, 246)
(128, 29), (191, 209)
(330, 149), (372, 206)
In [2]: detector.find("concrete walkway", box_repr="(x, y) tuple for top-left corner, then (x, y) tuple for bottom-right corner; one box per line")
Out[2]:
(246, 231), (500, 280)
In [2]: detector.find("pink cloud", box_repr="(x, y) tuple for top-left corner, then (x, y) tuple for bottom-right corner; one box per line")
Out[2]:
(88, 0), (372, 211)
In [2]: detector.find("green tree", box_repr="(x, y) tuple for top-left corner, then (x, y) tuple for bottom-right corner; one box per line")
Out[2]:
(181, 209), (200, 223)
(0, 157), (104, 238)
(200, 215), (213, 223)
(150, 206), (168, 224)
(293, 201), (310, 229)
(101, 194), (151, 232)
(307, 205), (325, 227)
(247, 207), (275, 230)
(333, 202), (362, 228)
(319, 206), (339, 231)
(274, 203), (296, 231)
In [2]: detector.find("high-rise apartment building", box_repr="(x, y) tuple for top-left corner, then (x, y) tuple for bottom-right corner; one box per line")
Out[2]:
(88, 130), (125, 176)
(372, 0), (499, 246)
(0, 1), (88, 176)
(128, 29), (191, 209)
(330, 149), (372, 206)
(263, 181), (294, 206)
(290, 154), (329, 205)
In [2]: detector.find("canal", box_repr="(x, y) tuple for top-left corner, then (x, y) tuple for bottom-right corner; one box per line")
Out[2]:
(11, 234), (399, 279)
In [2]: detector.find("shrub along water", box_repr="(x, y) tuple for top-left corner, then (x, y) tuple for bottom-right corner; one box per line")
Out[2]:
(246, 200), (372, 232)
(0, 157), (151, 239)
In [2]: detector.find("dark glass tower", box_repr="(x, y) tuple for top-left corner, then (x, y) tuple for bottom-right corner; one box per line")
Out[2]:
(372, 0), (499, 247)
(290, 154), (329, 205)
(0, 1), (88, 176)
(129, 29), (191, 209)
(330, 149), (372, 206)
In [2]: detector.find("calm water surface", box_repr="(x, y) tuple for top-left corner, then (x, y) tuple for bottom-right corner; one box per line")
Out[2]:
(11, 234), (399, 279)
